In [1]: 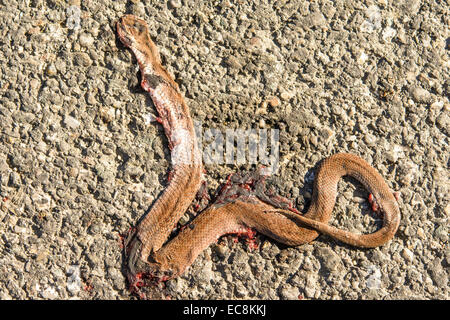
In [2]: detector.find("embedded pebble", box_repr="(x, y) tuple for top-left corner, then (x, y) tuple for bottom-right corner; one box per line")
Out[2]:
(66, 265), (81, 295)
(169, 0), (182, 9)
(402, 248), (414, 263)
(40, 286), (58, 300)
(410, 86), (431, 103)
(79, 33), (94, 47)
(433, 225), (448, 242)
(316, 247), (343, 273)
(46, 63), (57, 76)
(366, 265), (382, 290)
(73, 52), (92, 67)
(382, 27), (397, 42)
(279, 285), (300, 300)
(386, 144), (405, 163)
(64, 115), (81, 129)
(268, 96), (280, 107)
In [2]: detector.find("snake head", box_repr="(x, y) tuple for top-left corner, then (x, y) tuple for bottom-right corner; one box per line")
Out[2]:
(116, 15), (148, 47)
(116, 14), (162, 65)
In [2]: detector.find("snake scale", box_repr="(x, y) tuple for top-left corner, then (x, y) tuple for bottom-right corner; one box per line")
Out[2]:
(116, 15), (401, 291)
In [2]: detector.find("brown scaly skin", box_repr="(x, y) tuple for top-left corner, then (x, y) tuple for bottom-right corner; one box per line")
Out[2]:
(116, 15), (401, 287)
(150, 153), (401, 278)
(117, 15), (203, 283)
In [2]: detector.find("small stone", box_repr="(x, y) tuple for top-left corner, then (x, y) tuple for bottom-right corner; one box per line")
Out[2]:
(32, 192), (52, 211)
(64, 115), (80, 129)
(143, 113), (157, 125)
(260, 240), (280, 259)
(386, 144), (405, 163)
(259, 118), (266, 128)
(360, 5), (381, 33)
(410, 86), (431, 103)
(169, 0), (182, 8)
(67, 265), (81, 295)
(319, 127), (334, 143)
(411, 192), (424, 208)
(79, 33), (94, 47)
(401, 248), (414, 262)
(416, 227), (425, 239)
(58, 140), (69, 154)
(40, 286), (58, 299)
(396, 28), (408, 44)
(433, 225), (448, 242)
(13, 225), (27, 234)
(267, 96), (280, 107)
(66, 5), (81, 31)
(279, 285), (300, 300)
(86, 92), (97, 105)
(429, 258), (447, 288)
(402, 0), (421, 15)
(30, 78), (41, 91)
(224, 55), (243, 69)
(317, 51), (330, 64)
(73, 52), (92, 67)
(234, 283), (248, 297)
(309, 11), (326, 27)
(382, 27), (397, 42)
(360, 20), (375, 33)
(316, 247), (343, 273)
(88, 223), (101, 235)
(304, 276), (318, 298)
(99, 106), (116, 123)
(9, 171), (21, 187)
(370, 250), (387, 264)
(444, 203), (450, 216)
(357, 51), (368, 65)
(398, 161), (419, 185)
(69, 167), (78, 178)
(212, 243), (229, 259)
(430, 100), (444, 110)
(248, 36), (263, 49)
(301, 256), (314, 271)
(280, 90), (294, 101)
(35, 250), (48, 263)
(366, 265), (382, 289)
(46, 63), (57, 76)
(436, 112), (449, 132)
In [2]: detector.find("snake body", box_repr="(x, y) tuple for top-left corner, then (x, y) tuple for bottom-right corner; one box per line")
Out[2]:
(116, 15), (401, 287)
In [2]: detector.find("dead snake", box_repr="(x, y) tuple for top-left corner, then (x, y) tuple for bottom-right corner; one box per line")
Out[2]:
(116, 15), (401, 288)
